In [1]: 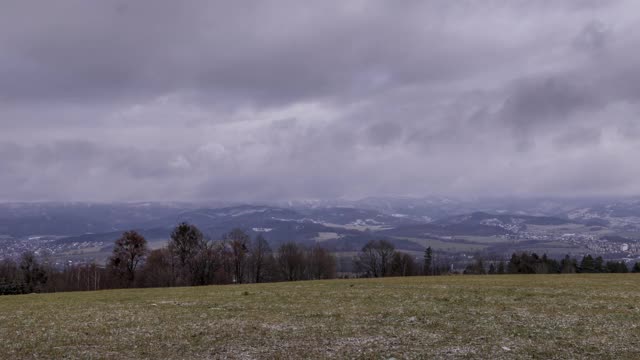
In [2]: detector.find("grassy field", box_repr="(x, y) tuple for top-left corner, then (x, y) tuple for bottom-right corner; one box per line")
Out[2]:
(1, 275), (640, 359)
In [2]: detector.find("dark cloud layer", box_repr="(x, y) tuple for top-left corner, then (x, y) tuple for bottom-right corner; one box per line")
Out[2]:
(1, 0), (639, 201)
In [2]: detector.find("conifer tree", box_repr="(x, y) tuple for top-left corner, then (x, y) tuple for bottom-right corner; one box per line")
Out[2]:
(423, 247), (433, 276)
(579, 254), (595, 273)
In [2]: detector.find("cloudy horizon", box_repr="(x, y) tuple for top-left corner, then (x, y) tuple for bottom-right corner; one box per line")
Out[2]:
(2, 1), (640, 202)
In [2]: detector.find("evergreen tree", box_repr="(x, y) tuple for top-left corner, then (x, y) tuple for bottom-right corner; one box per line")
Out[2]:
(488, 263), (496, 275)
(633, 262), (640, 273)
(497, 261), (505, 274)
(423, 247), (433, 276)
(579, 255), (595, 273)
(594, 256), (604, 273)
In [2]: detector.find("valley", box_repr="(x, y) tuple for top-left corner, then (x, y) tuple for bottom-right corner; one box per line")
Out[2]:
(2, 198), (640, 269)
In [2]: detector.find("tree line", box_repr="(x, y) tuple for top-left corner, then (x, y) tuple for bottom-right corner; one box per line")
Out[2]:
(1, 225), (639, 295)
(0, 223), (337, 295)
(354, 240), (449, 277)
(0, 236), (444, 295)
(463, 252), (639, 275)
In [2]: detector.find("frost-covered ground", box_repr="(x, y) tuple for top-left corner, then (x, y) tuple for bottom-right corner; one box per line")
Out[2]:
(1, 275), (639, 359)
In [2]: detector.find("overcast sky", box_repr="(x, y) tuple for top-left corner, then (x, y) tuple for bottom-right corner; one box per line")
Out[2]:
(1, 0), (640, 202)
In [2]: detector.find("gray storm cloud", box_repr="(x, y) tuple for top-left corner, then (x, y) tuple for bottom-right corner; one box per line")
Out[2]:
(1, 0), (640, 201)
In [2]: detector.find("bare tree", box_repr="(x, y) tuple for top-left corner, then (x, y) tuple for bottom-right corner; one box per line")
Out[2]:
(250, 234), (272, 283)
(356, 240), (395, 277)
(376, 240), (395, 276)
(109, 231), (148, 285)
(19, 252), (48, 293)
(140, 248), (175, 287)
(169, 223), (205, 266)
(357, 241), (380, 277)
(277, 242), (305, 281)
(391, 252), (418, 277)
(225, 228), (250, 284)
(191, 242), (224, 286)
(307, 245), (337, 280)
(168, 222), (206, 284)
(0, 258), (19, 284)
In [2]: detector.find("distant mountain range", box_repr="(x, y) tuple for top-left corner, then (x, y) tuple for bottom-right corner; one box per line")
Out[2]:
(2, 197), (640, 260)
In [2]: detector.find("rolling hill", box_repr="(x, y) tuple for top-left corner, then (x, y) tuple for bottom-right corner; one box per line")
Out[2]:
(2, 199), (640, 262)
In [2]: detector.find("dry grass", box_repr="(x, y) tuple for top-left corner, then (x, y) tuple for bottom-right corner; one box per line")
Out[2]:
(1, 275), (640, 359)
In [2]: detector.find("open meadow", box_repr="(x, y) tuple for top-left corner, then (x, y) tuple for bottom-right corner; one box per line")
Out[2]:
(1, 275), (640, 359)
